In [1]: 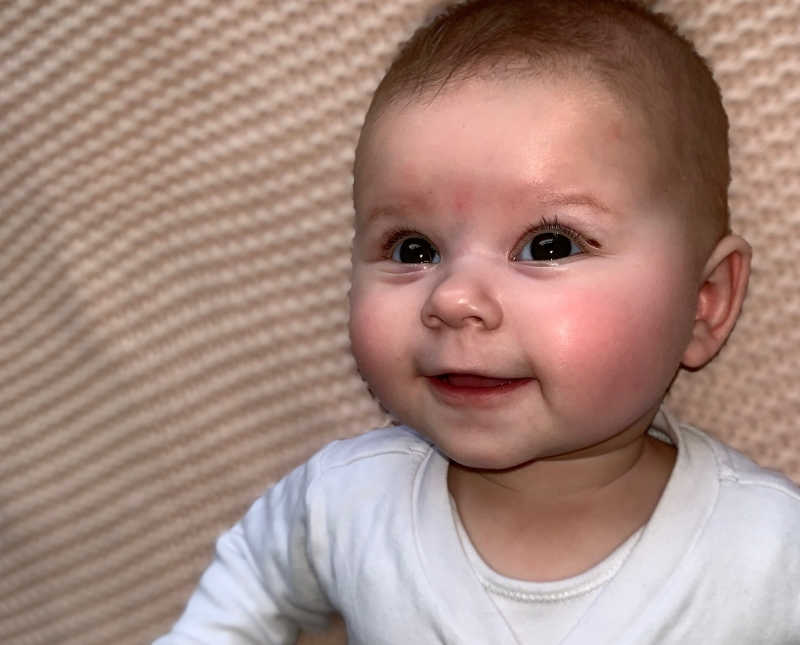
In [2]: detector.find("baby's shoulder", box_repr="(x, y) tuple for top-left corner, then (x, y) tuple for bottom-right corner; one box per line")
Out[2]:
(689, 424), (800, 503)
(683, 423), (800, 544)
(302, 425), (436, 491)
(313, 425), (433, 467)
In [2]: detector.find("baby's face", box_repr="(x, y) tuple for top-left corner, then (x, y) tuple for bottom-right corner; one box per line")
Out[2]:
(350, 76), (703, 470)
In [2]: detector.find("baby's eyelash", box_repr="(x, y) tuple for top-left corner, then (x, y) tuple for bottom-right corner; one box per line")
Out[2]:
(521, 216), (601, 252)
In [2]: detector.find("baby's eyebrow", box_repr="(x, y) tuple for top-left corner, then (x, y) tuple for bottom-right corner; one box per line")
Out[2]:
(537, 190), (615, 216)
(358, 203), (419, 226)
(356, 191), (616, 225)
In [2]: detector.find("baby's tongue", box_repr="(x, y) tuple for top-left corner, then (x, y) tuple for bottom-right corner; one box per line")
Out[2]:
(444, 374), (511, 387)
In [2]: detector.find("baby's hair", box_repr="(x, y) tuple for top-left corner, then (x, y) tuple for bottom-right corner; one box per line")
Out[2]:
(356, 0), (730, 251)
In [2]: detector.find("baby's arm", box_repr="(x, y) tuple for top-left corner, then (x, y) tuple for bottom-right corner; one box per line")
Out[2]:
(153, 461), (334, 644)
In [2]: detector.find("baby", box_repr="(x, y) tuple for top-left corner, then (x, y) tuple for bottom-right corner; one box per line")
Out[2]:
(156, 1), (800, 643)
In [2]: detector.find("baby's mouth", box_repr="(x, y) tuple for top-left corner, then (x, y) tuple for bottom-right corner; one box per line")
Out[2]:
(434, 373), (521, 388)
(427, 373), (533, 405)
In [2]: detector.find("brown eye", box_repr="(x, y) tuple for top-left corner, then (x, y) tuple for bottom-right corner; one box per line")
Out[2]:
(518, 232), (581, 261)
(392, 237), (441, 264)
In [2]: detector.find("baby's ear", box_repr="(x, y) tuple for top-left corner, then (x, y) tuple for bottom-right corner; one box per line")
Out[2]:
(682, 234), (751, 369)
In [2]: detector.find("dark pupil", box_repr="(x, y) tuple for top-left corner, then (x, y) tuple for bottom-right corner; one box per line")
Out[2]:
(399, 238), (436, 263)
(530, 233), (571, 261)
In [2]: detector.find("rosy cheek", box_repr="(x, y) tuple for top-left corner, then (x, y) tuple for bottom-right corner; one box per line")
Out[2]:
(543, 283), (680, 395)
(349, 287), (410, 374)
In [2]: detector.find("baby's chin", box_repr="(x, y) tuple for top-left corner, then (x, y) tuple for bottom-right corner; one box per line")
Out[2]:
(432, 435), (549, 473)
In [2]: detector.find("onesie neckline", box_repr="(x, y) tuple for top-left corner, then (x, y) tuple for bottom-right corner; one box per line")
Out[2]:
(409, 407), (721, 645)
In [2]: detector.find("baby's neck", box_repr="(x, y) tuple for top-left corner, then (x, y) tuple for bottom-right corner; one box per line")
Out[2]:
(447, 433), (676, 582)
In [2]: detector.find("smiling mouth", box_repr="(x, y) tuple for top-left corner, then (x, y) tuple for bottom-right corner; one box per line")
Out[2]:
(434, 374), (520, 388)
(427, 373), (533, 404)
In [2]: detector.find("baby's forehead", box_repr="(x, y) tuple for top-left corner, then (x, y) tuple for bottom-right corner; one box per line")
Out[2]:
(355, 72), (675, 199)
(361, 68), (674, 158)
(360, 78), (686, 219)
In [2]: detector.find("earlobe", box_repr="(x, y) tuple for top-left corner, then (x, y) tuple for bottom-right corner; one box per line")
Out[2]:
(682, 234), (751, 369)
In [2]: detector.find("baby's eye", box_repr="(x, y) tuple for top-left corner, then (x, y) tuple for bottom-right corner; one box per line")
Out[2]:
(516, 231), (582, 262)
(514, 222), (596, 262)
(390, 236), (441, 264)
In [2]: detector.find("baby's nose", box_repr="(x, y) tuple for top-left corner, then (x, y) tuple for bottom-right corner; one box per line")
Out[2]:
(420, 264), (503, 331)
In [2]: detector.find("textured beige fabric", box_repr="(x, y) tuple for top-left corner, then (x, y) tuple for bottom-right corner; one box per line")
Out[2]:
(0, 1), (797, 644)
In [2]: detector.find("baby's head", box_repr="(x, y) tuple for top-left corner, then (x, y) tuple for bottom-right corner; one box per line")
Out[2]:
(348, 0), (750, 470)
